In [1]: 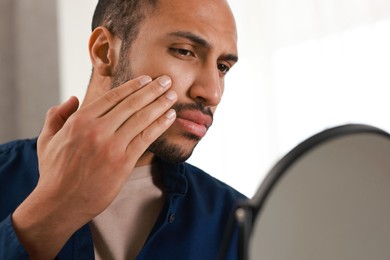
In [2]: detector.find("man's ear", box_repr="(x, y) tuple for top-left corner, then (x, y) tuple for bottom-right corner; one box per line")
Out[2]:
(88, 26), (121, 77)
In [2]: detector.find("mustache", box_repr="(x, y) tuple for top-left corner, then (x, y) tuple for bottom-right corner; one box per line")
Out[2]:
(172, 102), (213, 120)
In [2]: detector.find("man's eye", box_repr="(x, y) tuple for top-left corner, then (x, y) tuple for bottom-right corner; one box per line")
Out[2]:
(218, 63), (230, 74)
(172, 48), (193, 57)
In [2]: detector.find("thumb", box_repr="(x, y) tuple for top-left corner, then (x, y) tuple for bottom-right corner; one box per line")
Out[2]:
(40, 96), (80, 140)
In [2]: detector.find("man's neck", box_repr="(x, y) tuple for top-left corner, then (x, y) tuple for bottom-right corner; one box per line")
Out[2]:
(135, 151), (155, 167)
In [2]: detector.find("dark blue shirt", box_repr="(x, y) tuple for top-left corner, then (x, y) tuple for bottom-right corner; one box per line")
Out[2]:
(0, 138), (246, 259)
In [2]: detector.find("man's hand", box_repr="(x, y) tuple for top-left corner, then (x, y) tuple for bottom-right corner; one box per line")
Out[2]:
(12, 75), (177, 259)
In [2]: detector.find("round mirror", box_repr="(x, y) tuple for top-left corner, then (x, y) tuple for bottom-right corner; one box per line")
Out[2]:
(238, 124), (390, 260)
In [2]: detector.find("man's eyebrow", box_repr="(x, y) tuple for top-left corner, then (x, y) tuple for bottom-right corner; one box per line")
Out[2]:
(168, 31), (211, 48)
(222, 53), (239, 63)
(168, 31), (239, 63)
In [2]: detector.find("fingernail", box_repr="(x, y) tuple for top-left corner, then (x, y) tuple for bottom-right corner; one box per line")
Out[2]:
(166, 109), (176, 120)
(165, 90), (177, 100)
(158, 75), (172, 88)
(139, 75), (152, 86)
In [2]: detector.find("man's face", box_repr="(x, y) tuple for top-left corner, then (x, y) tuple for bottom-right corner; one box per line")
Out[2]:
(113, 0), (238, 163)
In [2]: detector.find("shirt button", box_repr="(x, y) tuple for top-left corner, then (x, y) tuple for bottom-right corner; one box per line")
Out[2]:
(168, 213), (175, 223)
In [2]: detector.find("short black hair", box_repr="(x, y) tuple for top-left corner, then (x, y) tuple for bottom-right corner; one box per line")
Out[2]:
(92, 0), (158, 51)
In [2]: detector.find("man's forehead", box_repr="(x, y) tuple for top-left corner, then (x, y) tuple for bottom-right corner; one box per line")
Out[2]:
(151, 0), (236, 30)
(143, 0), (237, 47)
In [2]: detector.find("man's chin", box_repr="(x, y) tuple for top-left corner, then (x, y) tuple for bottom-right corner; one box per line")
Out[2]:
(148, 137), (197, 164)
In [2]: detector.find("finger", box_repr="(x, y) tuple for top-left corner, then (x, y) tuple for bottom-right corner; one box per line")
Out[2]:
(100, 75), (173, 130)
(125, 108), (177, 158)
(82, 75), (152, 117)
(39, 96), (80, 141)
(115, 88), (177, 142)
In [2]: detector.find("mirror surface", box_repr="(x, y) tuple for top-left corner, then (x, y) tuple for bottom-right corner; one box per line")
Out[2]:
(249, 126), (390, 260)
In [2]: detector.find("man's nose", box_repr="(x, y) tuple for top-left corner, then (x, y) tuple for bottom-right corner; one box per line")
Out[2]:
(189, 64), (223, 107)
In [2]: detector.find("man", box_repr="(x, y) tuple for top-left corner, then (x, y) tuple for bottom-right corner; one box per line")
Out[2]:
(0, 0), (246, 259)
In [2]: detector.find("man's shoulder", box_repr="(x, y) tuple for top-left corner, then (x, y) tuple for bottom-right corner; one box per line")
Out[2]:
(0, 138), (38, 167)
(0, 138), (37, 155)
(0, 137), (39, 177)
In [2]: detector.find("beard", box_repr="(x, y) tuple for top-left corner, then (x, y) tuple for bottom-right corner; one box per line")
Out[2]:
(148, 135), (195, 164)
(111, 55), (213, 164)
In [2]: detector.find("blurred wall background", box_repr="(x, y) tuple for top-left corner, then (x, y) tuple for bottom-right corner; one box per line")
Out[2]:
(1, 0), (390, 197)
(0, 0), (59, 142)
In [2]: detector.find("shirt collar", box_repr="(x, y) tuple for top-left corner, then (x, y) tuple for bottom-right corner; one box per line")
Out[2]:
(156, 157), (188, 196)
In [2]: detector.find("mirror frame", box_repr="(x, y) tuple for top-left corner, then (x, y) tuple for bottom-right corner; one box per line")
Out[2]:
(235, 124), (390, 260)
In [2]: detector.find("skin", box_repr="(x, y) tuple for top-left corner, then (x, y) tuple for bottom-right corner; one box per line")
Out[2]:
(11, 0), (238, 258)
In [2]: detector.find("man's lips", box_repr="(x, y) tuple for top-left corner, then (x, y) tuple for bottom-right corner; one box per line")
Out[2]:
(175, 110), (213, 138)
